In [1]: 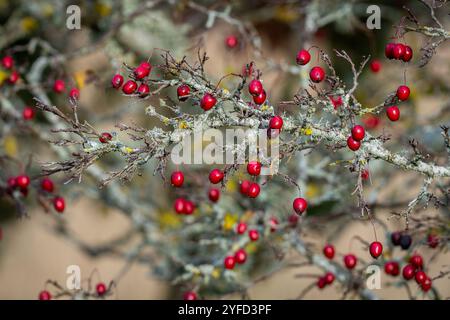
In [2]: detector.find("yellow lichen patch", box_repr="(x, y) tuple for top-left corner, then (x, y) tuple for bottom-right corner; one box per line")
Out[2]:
(0, 70), (8, 85)
(275, 5), (299, 23)
(162, 117), (170, 125)
(178, 120), (188, 129)
(260, 104), (269, 111)
(225, 179), (237, 192)
(41, 3), (54, 17)
(95, 2), (112, 17)
(211, 268), (221, 279)
(245, 242), (258, 254)
(3, 135), (18, 157)
(306, 183), (320, 199)
(158, 210), (182, 229)
(21, 17), (38, 33)
(73, 71), (86, 89)
(300, 127), (313, 136)
(222, 88), (230, 95)
(120, 146), (134, 154)
(223, 213), (239, 231)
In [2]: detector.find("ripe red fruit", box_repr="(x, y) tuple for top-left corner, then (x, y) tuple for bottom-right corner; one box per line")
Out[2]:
(1, 55), (14, 69)
(224, 256), (236, 269)
(330, 96), (343, 109)
(208, 188), (220, 202)
(247, 161), (261, 176)
(96, 282), (107, 296)
(296, 49), (311, 65)
(174, 198), (185, 214)
(137, 83), (150, 97)
(41, 178), (54, 192)
(269, 116), (283, 130)
(200, 93), (217, 111)
(253, 90), (266, 105)
(122, 80), (137, 94)
(225, 35), (238, 48)
(16, 175), (30, 189)
(183, 291), (197, 300)
(347, 136), (361, 151)
(53, 79), (65, 93)
(427, 234), (439, 248)
(236, 222), (247, 234)
(351, 125), (365, 141)
(415, 271), (427, 285)
(361, 169), (369, 180)
(177, 84), (190, 101)
(386, 106), (400, 121)
(183, 200), (195, 215)
(248, 229), (259, 241)
(99, 132), (113, 143)
(402, 264), (416, 280)
(392, 43), (405, 60)
(369, 241), (383, 259)
(22, 106), (35, 120)
(171, 171), (184, 187)
(370, 60), (381, 73)
(7, 177), (17, 189)
(362, 115), (380, 129)
(324, 272), (335, 285)
(293, 197), (307, 215)
(239, 180), (251, 195)
(69, 87), (80, 100)
(421, 277), (432, 292)
(139, 61), (152, 70)
(384, 261), (400, 276)
(323, 244), (335, 259)
(288, 213), (299, 226)
(247, 182), (260, 198)
(317, 277), (327, 289)
(53, 196), (65, 213)
(409, 254), (423, 269)
(39, 290), (52, 300)
(209, 169), (224, 184)
(248, 79), (263, 96)
(269, 217), (279, 232)
(111, 74), (124, 88)
(385, 43), (395, 59)
(234, 249), (247, 264)
(309, 66), (325, 83)
(134, 64), (151, 79)
(396, 85), (410, 101)
(402, 46), (413, 62)
(344, 254), (357, 269)
(8, 70), (19, 84)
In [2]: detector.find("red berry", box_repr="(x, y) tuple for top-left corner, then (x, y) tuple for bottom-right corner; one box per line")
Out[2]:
(330, 96), (343, 109)
(323, 244), (335, 259)
(41, 178), (54, 192)
(409, 254), (423, 269)
(347, 136), (361, 151)
(53, 79), (65, 93)
(39, 290), (52, 300)
(7, 177), (17, 189)
(253, 90), (266, 105)
(248, 229), (259, 241)
(69, 87), (80, 100)
(269, 116), (283, 130)
(134, 65), (150, 79)
(183, 200), (195, 215)
(309, 66), (325, 83)
(53, 196), (65, 213)
(122, 80), (137, 94)
(200, 93), (217, 111)
(351, 125), (365, 141)
(171, 171), (184, 187)
(247, 182), (260, 198)
(224, 256), (236, 269)
(99, 132), (112, 143)
(370, 60), (381, 73)
(8, 70), (19, 84)
(324, 272), (335, 285)
(174, 198), (185, 214)
(415, 271), (427, 285)
(209, 169), (224, 184)
(137, 83), (150, 97)
(96, 282), (107, 296)
(361, 169), (369, 180)
(236, 222), (247, 234)
(385, 43), (395, 59)
(239, 180), (251, 195)
(225, 35), (238, 48)
(402, 46), (413, 62)
(139, 61), (152, 70)
(362, 115), (380, 129)
(369, 241), (383, 259)
(183, 291), (197, 300)
(427, 234), (439, 248)
(234, 249), (247, 264)
(317, 277), (327, 289)
(16, 175), (30, 189)
(177, 84), (190, 101)
(248, 79), (263, 96)
(269, 217), (279, 232)
(386, 106), (400, 121)
(344, 254), (357, 269)
(247, 161), (261, 176)
(22, 106), (35, 120)
(208, 188), (220, 202)
(402, 264), (416, 280)
(293, 197), (307, 215)
(296, 49), (311, 65)
(111, 74), (124, 88)
(392, 43), (405, 60)
(421, 277), (432, 292)
(1, 55), (14, 69)
(288, 213), (299, 226)
(384, 261), (400, 276)
(396, 85), (410, 101)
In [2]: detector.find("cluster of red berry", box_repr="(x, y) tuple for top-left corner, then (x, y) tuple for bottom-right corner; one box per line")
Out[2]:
(38, 282), (109, 300)
(111, 61), (151, 97)
(296, 49), (325, 83)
